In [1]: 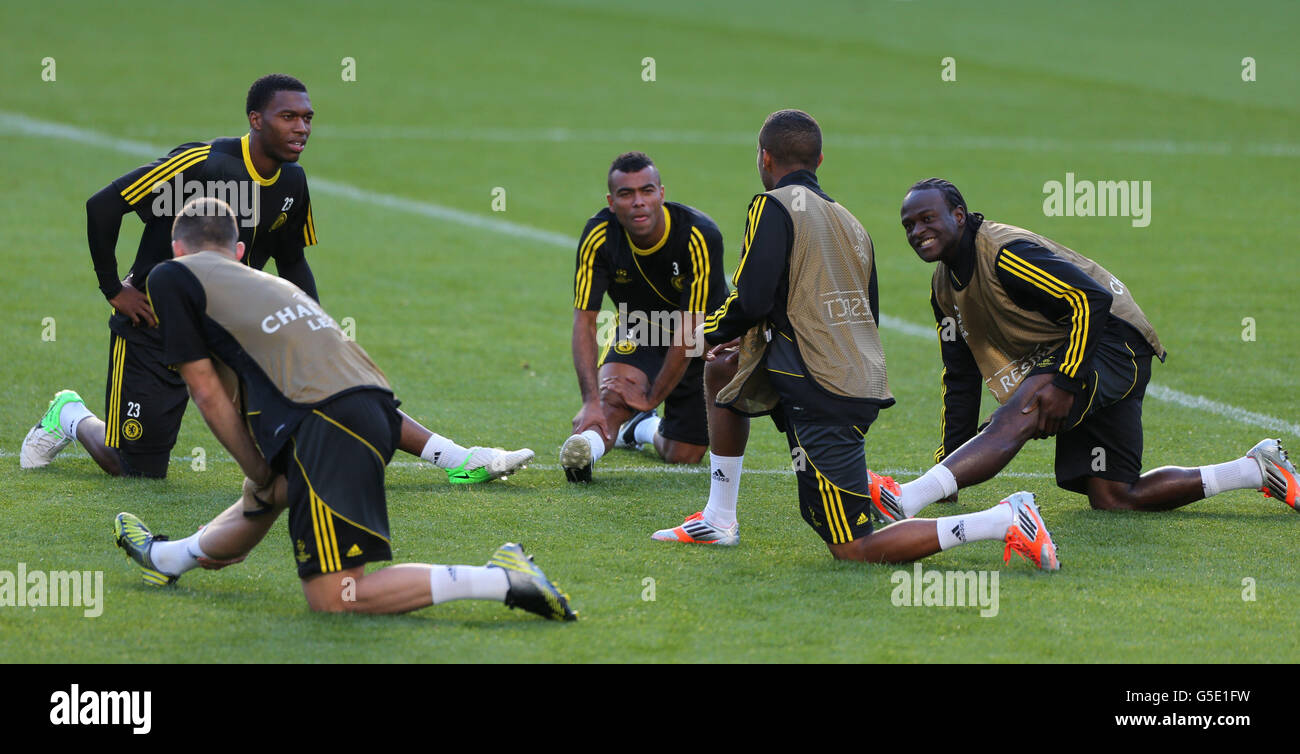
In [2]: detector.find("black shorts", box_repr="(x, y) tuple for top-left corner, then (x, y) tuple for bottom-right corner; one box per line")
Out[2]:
(1029, 330), (1154, 494)
(104, 329), (189, 478)
(785, 419), (877, 545)
(599, 341), (708, 446)
(278, 390), (402, 579)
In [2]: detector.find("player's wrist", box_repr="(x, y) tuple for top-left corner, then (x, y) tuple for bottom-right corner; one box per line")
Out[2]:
(101, 280), (124, 300)
(703, 329), (731, 346)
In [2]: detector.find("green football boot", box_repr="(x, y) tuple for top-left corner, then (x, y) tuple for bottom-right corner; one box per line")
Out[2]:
(20, 390), (83, 469)
(446, 447), (534, 484)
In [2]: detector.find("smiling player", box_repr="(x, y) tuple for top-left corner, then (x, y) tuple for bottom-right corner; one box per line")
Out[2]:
(889, 177), (1297, 518)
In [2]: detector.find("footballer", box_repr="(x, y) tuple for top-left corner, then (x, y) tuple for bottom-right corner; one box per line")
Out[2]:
(561, 152), (727, 482)
(883, 178), (1297, 520)
(20, 73), (530, 485)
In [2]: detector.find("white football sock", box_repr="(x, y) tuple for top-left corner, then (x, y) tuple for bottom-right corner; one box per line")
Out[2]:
(580, 429), (607, 462)
(429, 565), (509, 604)
(149, 529), (208, 576)
(1199, 457), (1263, 498)
(633, 415), (661, 445)
(900, 464), (959, 518)
(935, 502), (1013, 551)
(702, 453), (743, 528)
(421, 434), (470, 469)
(58, 401), (94, 441)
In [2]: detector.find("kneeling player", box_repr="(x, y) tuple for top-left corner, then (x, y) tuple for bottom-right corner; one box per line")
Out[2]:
(561, 152), (728, 482)
(112, 198), (575, 619)
(886, 179), (1297, 520)
(20, 73), (528, 485)
(648, 111), (1059, 570)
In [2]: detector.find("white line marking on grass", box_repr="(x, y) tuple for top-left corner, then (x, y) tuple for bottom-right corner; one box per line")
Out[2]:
(878, 314), (936, 340)
(0, 111), (159, 157)
(4, 111), (1293, 437)
(1144, 384), (1300, 437)
(308, 176), (574, 247)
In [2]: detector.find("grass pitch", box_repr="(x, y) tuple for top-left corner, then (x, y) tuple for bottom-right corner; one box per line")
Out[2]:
(0, 0), (1296, 663)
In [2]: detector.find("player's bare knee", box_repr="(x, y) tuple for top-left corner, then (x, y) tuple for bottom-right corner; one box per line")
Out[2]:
(660, 443), (705, 465)
(1087, 492), (1121, 511)
(301, 569), (361, 613)
(987, 406), (1037, 446)
(828, 537), (871, 562)
(1087, 485), (1137, 511)
(303, 589), (346, 613)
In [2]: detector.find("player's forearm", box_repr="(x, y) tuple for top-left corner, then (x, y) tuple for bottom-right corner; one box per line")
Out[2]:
(571, 311), (601, 403)
(646, 311), (703, 405)
(181, 363), (270, 484)
(703, 290), (765, 345)
(995, 243), (1113, 390)
(1052, 289), (1112, 392)
(646, 343), (692, 407)
(705, 212), (785, 343)
(192, 388), (271, 484)
(86, 185), (129, 299)
(277, 255), (318, 302)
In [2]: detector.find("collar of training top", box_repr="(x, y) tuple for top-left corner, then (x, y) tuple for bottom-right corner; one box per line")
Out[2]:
(773, 168), (832, 203)
(948, 211), (985, 288)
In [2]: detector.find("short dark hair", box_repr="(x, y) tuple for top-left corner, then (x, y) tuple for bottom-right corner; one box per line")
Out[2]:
(246, 73), (307, 115)
(908, 178), (968, 212)
(608, 151), (656, 187)
(758, 109), (821, 169)
(172, 198), (239, 251)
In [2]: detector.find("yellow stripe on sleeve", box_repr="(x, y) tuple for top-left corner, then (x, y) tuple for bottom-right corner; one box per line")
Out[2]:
(702, 290), (737, 335)
(731, 196), (766, 285)
(996, 250), (1092, 378)
(303, 202), (317, 246)
(120, 146), (210, 201)
(122, 148), (212, 205)
(573, 222), (608, 309)
(688, 227), (710, 312)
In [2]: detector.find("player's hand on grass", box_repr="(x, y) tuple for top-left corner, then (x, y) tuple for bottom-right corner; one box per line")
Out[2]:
(1021, 381), (1074, 438)
(572, 400), (611, 438)
(109, 280), (156, 327)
